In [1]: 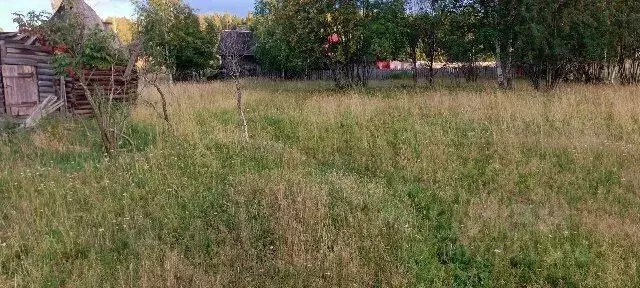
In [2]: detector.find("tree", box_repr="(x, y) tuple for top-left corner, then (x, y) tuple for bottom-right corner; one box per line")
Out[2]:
(324, 0), (375, 88)
(134, 0), (215, 82)
(256, 0), (407, 87)
(105, 16), (135, 45)
(219, 30), (251, 141)
(404, 1), (421, 87)
(508, 0), (598, 90)
(606, 0), (640, 85)
(472, 0), (521, 89)
(416, 0), (448, 86)
(199, 13), (246, 31)
(405, 0), (449, 86)
(254, 0), (329, 78)
(202, 17), (221, 69)
(368, 0), (408, 61)
(440, 3), (488, 82)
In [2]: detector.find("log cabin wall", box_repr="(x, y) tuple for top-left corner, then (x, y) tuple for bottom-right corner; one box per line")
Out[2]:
(69, 67), (138, 115)
(0, 32), (57, 116)
(0, 54), (4, 114)
(0, 39), (6, 114)
(0, 32), (137, 117)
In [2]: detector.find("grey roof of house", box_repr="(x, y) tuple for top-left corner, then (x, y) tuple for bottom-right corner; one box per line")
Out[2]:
(218, 30), (256, 56)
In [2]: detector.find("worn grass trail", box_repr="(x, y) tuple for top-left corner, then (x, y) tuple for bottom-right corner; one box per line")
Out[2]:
(1, 80), (639, 287)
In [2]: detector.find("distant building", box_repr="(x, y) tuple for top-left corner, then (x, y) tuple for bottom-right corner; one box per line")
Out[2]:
(217, 29), (259, 77)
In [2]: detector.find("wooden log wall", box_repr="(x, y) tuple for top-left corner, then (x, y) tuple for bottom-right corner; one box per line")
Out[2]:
(0, 65), (4, 114)
(69, 67), (138, 115)
(0, 33), (139, 117)
(0, 40), (6, 114)
(3, 47), (55, 104)
(0, 33), (57, 116)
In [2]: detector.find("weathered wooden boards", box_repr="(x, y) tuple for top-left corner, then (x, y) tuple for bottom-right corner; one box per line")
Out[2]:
(1, 65), (39, 116)
(0, 40), (5, 114)
(69, 68), (138, 115)
(0, 33), (57, 116)
(0, 77), (4, 113)
(23, 95), (64, 128)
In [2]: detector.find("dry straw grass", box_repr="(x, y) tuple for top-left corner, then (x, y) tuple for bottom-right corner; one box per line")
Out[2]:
(0, 79), (639, 287)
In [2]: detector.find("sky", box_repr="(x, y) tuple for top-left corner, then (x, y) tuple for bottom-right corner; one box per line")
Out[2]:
(0, 0), (254, 32)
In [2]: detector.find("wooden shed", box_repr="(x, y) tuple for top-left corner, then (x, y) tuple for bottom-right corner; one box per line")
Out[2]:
(218, 29), (260, 77)
(0, 32), (68, 117)
(0, 0), (138, 119)
(0, 31), (137, 118)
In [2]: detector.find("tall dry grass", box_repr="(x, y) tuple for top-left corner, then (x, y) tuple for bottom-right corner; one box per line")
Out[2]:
(0, 79), (639, 287)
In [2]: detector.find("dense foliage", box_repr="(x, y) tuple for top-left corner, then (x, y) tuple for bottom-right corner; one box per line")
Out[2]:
(30, 0), (639, 89)
(253, 0), (640, 90)
(133, 1), (254, 81)
(134, 0), (217, 80)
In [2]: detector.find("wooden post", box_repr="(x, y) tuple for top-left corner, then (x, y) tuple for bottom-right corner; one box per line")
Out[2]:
(0, 40), (6, 64)
(59, 76), (68, 115)
(0, 41), (6, 114)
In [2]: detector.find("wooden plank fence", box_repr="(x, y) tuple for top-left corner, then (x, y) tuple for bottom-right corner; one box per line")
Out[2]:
(255, 65), (524, 81)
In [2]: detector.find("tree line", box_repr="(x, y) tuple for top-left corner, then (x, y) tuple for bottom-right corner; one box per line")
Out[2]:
(254, 0), (640, 90)
(44, 0), (639, 91)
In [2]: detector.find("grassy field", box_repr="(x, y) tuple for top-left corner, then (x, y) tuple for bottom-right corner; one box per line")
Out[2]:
(1, 80), (639, 287)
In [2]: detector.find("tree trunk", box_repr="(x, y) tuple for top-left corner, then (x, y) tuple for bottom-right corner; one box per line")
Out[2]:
(505, 41), (514, 89)
(235, 78), (249, 141)
(78, 73), (117, 154)
(495, 41), (507, 89)
(428, 31), (436, 86)
(150, 82), (172, 129)
(411, 45), (418, 88)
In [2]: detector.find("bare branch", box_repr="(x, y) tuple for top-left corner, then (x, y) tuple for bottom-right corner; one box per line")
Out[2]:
(219, 29), (252, 141)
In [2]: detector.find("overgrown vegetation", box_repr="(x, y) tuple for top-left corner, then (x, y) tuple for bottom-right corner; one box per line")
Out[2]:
(1, 80), (639, 286)
(2, 1), (640, 286)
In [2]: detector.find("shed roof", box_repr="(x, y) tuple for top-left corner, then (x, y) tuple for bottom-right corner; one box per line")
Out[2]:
(51, 0), (124, 50)
(52, 0), (107, 31)
(0, 32), (46, 46)
(218, 30), (256, 57)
